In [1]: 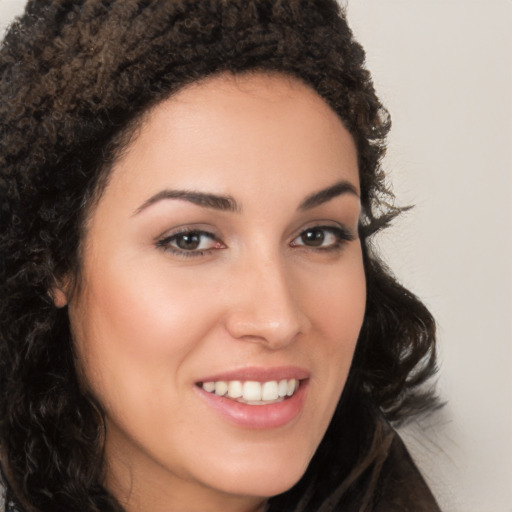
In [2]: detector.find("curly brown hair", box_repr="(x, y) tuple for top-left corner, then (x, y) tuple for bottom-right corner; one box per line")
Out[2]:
(0, 1), (438, 511)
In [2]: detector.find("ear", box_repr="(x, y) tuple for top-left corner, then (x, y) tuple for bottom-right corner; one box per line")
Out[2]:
(51, 275), (71, 308)
(52, 286), (68, 308)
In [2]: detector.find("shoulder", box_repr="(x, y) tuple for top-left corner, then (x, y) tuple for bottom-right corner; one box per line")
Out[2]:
(330, 420), (442, 512)
(332, 418), (442, 512)
(268, 408), (441, 512)
(372, 428), (441, 511)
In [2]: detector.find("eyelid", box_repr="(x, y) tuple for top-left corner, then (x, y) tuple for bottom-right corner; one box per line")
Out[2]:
(291, 221), (355, 239)
(156, 226), (225, 257)
(157, 229), (216, 245)
(289, 223), (356, 249)
(155, 223), (220, 243)
(155, 221), (356, 259)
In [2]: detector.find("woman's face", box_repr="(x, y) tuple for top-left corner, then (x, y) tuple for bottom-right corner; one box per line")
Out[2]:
(63, 73), (366, 512)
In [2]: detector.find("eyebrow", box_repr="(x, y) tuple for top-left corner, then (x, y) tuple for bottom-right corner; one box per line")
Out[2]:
(134, 179), (358, 216)
(134, 189), (240, 215)
(298, 180), (359, 210)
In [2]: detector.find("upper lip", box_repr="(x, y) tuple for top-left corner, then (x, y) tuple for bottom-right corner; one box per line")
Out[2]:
(197, 366), (310, 384)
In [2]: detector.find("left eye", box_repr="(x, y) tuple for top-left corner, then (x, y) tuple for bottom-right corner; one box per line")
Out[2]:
(157, 230), (221, 253)
(290, 226), (354, 249)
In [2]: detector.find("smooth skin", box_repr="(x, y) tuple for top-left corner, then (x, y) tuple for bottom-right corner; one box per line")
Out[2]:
(56, 73), (366, 512)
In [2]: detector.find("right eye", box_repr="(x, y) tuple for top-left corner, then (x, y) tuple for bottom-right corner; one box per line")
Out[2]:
(156, 229), (225, 257)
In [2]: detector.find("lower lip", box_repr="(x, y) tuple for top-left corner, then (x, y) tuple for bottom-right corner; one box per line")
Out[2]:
(196, 380), (308, 429)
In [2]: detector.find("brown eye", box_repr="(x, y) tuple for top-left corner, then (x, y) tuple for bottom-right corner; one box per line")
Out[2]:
(175, 232), (201, 250)
(157, 229), (224, 257)
(300, 228), (325, 247)
(291, 225), (355, 251)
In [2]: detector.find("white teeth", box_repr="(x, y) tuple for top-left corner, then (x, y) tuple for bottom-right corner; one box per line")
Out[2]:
(227, 380), (243, 399)
(201, 378), (299, 403)
(214, 381), (228, 396)
(278, 379), (288, 398)
(287, 379), (296, 396)
(203, 381), (215, 393)
(243, 381), (262, 401)
(262, 381), (279, 401)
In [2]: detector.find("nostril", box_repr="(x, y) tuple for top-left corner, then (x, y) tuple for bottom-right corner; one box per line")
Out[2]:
(225, 313), (303, 349)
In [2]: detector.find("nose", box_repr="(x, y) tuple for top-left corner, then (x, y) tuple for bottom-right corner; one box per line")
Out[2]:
(224, 256), (310, 349)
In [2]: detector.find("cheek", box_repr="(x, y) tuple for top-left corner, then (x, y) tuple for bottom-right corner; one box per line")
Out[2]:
(303, 246), (366, 405)
(69, 253), (222, 401)
(305, 247), (366, 348)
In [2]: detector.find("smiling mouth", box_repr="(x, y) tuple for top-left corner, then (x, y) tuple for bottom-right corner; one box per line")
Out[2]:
(198, 379), (300, 405)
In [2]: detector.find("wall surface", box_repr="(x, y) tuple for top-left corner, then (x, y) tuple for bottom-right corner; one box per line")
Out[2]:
(345, 2), (512, 512)
(1, 1), (511, 511)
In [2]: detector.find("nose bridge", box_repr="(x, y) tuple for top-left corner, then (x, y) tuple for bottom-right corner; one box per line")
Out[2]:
(226, 248), (306, 348)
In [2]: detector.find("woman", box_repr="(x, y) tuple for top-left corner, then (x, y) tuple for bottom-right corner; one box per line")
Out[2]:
(0, 1), (440, 511)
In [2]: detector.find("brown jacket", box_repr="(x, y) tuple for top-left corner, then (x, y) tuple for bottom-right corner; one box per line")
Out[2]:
(268, 416), (441, 512)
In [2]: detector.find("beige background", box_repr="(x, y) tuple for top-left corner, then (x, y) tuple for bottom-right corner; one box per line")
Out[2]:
(1, 1), (511, 511)
(345, 3), (512, 512)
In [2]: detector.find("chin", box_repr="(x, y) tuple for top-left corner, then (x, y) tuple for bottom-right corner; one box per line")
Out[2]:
(214, 472), (304, 500)
(200, 446), (312, 499)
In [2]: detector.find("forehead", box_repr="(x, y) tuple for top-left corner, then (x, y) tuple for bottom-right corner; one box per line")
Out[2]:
(100, 72), (359, 212)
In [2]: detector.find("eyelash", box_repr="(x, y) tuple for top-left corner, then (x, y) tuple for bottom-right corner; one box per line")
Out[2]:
(290, 225), (355, 251)
(156, 229), (223, 258)
(156, 225), (355, 259)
